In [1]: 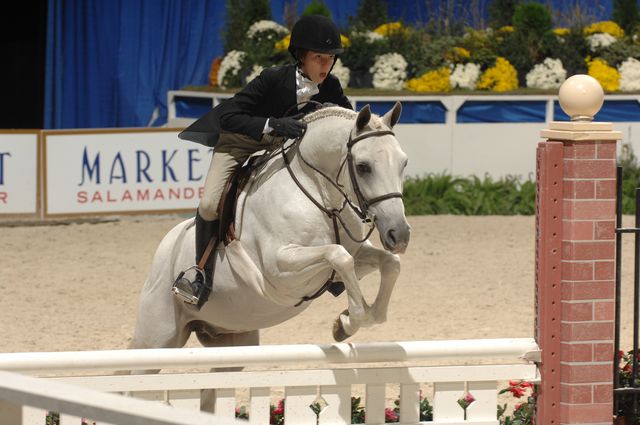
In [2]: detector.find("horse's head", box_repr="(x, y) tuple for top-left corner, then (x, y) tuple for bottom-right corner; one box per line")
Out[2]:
(348, 102), (411, 254)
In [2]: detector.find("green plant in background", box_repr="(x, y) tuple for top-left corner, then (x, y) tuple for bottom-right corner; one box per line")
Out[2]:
(500, 2), (555, 84)
(597, 39), (640, 68)
(549, 27), (589, 76)
(350, 0), (388, 29)
(301, 0), (332, 18)
(488, 0), (519, 29)
(223, 0), (271, 52)
(402, 173), (536, 216)
(619, 143), (640, 214)
(613, 0), (640, 36)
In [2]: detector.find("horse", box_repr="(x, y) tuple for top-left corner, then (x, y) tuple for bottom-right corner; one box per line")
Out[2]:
(131, 102), (411, 356)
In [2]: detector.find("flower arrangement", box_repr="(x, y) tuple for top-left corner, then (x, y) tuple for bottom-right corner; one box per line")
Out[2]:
(369, 53), (408, 90)
(245, 64), (264, 84)
(373, 21), (404, 36)
(217, 50), (247, 88)
(584, 20), (625, 38)
(208, 57), (223, 87)
(587, 32), (617, 51)
(619, 57), (640, 91)
(274, 34), (291, 53)
(617, 349), (640, 422)
(450, 62), (482, 90)
(247, 20), (288, 40)
(553, 27), (569, 37)
(406, 67), (452, 92)
(332, 58), (351, 88)
(587, 57), (620, 91)
(498, 380), (535, 425)
(525, 58), (567, 89)
(476, 57), (519, 92)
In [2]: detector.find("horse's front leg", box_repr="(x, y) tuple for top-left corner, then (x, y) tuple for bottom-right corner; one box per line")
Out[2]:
(353, 241), (401, 325)
(277, 244), (368, 339)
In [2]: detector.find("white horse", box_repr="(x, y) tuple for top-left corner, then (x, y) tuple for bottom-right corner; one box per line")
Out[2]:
(131, 102), (410, 354)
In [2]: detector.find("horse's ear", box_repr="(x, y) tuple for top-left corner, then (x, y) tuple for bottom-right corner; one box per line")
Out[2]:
(356, 104), (371, 131)
(382, 101), (402, 128)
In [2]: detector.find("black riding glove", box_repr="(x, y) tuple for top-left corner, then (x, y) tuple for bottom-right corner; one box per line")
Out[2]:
(269, 116), (307, 139)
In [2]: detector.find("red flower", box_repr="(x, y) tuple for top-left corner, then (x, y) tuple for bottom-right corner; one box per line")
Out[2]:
(385, 408), (399, 422)
(509, 386), (526, 398)
(520, 381), (533, 388)
(464, 393), (475, 404)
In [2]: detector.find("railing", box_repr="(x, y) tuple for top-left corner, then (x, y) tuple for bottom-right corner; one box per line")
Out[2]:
(0, 338), (540, 425)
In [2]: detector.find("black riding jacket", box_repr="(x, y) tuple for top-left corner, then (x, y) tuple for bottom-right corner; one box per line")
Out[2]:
(179, 64), (352, 147)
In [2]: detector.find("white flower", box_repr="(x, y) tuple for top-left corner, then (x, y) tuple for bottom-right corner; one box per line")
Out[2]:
(331, 58), (351, 87)
(246, 64), (264, 83)
(450, 63), (481, 90)
(587, 32), (617, 51)
(525, 58), (567, 89)
(619, 57), (640, 91)
(351, 30), (384, 43)
(247, 20), (288, 40)
(217, 50), (246, 88)
(369, 53), (407, 90)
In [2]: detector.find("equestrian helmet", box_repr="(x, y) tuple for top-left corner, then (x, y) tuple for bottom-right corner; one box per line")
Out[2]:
(288, 15), (344, 59)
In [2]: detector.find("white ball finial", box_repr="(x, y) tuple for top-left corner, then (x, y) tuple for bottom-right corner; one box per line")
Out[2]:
(558, 74), (604, 121)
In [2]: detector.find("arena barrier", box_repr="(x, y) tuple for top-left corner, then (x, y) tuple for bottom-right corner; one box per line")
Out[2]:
(0, 338), (539, 425)
(0, 75), (623, 425)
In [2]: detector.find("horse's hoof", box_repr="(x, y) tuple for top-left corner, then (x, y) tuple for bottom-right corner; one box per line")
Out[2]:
(332, 309), (351, 342)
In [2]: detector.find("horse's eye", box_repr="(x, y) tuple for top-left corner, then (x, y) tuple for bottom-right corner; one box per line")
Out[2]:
(356, 163), (372, 174)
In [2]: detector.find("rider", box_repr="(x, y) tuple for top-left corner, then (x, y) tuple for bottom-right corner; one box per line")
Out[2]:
(173, 14), (353, 307)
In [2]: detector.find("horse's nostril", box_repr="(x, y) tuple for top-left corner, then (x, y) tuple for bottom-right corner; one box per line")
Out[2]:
(387, 229), (397, 246)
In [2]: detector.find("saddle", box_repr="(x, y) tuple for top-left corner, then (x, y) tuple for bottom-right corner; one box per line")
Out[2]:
(217, 155), (260, 245)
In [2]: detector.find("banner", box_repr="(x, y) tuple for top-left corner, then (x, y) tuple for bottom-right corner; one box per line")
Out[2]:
(0, 132), (39, 216)
(44, 129), (210, 216)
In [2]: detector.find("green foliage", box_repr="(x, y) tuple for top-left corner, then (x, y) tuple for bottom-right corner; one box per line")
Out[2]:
(597, 39), (640, 67)
(46, 412), (60, 425)
(613, 0), (640, 36)
(400, 31), (460, 77)
(619, 143), (640, 214)
(340, 32), (389, 75)
(223, 0), (271, 53)
(462, 28), (498, 68)
(301, 0), (332, 18)
(547, 28), (589, 76)
(488, 0), (519, 29)
(513, 2), (552, 40)
(402, 174), (536, 216)
(351, 0), (388, 29)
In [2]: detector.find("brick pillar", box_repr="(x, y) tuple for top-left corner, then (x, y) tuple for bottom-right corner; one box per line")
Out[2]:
(536, 117), (621, 424)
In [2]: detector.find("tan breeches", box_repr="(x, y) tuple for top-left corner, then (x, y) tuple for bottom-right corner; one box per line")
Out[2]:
(198, 132), (282, 221)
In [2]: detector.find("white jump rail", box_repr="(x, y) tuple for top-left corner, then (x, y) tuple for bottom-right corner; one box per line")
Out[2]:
(0, 338), (541, 425)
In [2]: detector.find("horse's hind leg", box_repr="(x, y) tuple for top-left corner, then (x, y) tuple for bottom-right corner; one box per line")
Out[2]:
(196, 330), (260, 413)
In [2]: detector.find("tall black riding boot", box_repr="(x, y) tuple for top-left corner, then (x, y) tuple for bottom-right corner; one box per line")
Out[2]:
(172, 212), (219, 307)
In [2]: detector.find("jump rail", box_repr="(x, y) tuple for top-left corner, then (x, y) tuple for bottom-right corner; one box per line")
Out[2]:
(0, 338), (540, 425)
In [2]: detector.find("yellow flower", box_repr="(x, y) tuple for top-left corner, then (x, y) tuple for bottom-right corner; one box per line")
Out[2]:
(453, 46), (470, 58)
(340, 34), (351, 48)
(373, 22), (404, 36)
(405, 67), (452, 92)
(498, 25), (514, 33)
(476, 57), (519, 92)
(275, 34), (290, 52)
(587, 58), (620, 91)
(584, 20), (624, 38)
(553, 28), (569, 36)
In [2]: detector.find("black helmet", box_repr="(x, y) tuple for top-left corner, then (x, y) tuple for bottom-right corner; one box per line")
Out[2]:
(288, 15), (344, 58)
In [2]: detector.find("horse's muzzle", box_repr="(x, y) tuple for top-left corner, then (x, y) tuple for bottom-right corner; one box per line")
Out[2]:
(382, 223), (411, 254)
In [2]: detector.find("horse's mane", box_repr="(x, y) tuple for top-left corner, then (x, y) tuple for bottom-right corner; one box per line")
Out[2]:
(302, 106), (386, 130)
(302, 107), (356, 124)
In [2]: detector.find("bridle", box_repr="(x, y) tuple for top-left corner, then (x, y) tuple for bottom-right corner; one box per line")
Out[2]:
(280, 113), (403, 306)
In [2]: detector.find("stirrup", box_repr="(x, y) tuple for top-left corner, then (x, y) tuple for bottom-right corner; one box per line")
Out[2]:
(172, 266), (206, 305)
